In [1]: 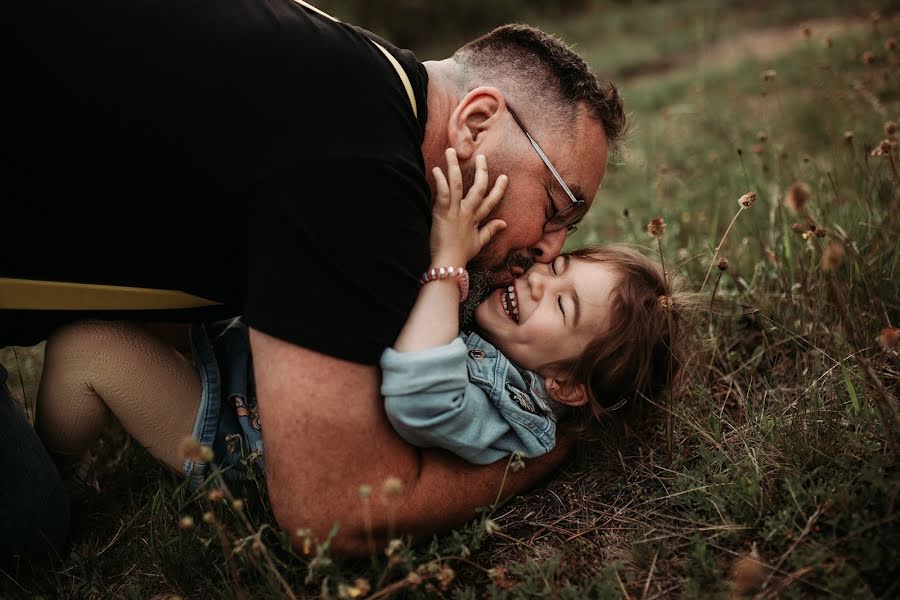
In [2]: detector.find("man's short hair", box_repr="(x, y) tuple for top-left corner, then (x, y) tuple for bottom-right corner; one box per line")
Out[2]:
(454, 24), (626, 155)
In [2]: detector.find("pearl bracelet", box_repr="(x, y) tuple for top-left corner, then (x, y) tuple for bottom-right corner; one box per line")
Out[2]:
(419, 266), (470, 302)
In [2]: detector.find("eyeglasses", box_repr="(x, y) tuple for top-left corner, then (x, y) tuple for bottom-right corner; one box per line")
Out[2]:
(507, 105), (588, 234)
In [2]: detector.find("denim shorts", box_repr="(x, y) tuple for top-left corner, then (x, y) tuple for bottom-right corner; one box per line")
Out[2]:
(183, 319), (264, 491)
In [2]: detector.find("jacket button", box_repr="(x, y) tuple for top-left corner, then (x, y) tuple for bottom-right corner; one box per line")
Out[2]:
(468, 349), (486, 360)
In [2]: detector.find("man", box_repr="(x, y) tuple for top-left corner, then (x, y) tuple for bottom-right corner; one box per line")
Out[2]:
(1, 0), (624, 557)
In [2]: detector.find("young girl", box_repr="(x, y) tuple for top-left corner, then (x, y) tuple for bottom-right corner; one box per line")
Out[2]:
(35, 150), (681, 487)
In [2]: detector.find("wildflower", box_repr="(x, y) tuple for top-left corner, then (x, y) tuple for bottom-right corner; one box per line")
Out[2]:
(382, 477), (404, 499)
(757, 131), (768, 142)
(178, 515), (195, 530)
(760, 69), (776, 81)
(821, 241), (845, 271)
(405, 572), (423, 587)
(844, 130), (854, 143)
(358, 484), (372, 499)
(178, 436), (202, 461)
(717, 258), (729, 271)
(231, 499), (244, 512)
(658, 294), (675, 310)
(484, 518), (501, 535)
(510, 451), (526, 473)
(885, 121), (897, 137)
(863, 50), (875, 65)
(871, 139), (894, 156)
(877, 327), (900, 348)
(730, 543), (765, 596)
(887, 37), (897, 51)
(385, 538), (403, 557)
(202, 511), (215, 524)
(784, 180), (811, 214)
(738, 192), (757, 208)
(208, 488), (224, 502)
(647, 217), (666, 238)
(438, 565), (456, 590)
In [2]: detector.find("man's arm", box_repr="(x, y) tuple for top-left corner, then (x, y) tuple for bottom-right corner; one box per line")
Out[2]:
(250, 327), (570, 557)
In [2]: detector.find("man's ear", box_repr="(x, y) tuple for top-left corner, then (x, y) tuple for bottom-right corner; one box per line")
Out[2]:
(544, 375), (588, 407)
(447, 87), (504, 161)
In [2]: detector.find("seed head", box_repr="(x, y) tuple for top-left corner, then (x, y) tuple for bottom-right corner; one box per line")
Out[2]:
(405, 572), (423, 587)
(382, 476), (404, 499)
(801, 25), (812, 38)
(790, 222), (809, 235)
(231, 499), (244, 512)
(877, 327), (900, 348)
(760, 69), (777, 82)
(730, 544), (765, 596)
(647, 217), (666, 238)
(785, 180), (812, 214)
(658, 295), (674, 310)
(510, 451), (526, 473)
(484, 518), (501, 535)
(821, 240), (845, 271)
(178, 436), (202, 461)
(757, 131), (768, 142)
(738, 192), (757, 208)
(717, 258), (729, 271)
(823, 36), (833, 48)
(863, 50), (875, 65)
(178, 515), (195, 530)
(886, 37), (897, 52)
(885, 121), (897, 137)
(438, 565), (456, 590)
(340, 579), (371, 599)
(844, 130), (854, 143)
(385, 538), (403, 557)
(208, 488), (225, 502)
(358, 484), (372, 499)
(202, 511), (215, 524)
(198, 445), (214, 463)
(871, 139), (894, 156)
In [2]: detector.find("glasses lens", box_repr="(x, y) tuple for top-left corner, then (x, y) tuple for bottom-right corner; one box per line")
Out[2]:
(544, 201), (587, 233)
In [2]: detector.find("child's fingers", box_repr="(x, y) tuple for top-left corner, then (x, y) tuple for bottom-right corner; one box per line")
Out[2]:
(432, 167), (450, 207)
(478, 219), (507, 247)
(474, 174), (508, 222)
(445, 148), (463, 205)
(465, 154), (489, 206)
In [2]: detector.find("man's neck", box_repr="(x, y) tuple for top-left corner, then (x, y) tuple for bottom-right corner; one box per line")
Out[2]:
(421, 60), (461, 204)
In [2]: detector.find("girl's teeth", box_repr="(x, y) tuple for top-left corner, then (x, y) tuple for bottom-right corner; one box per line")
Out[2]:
(508, 286), (514, 292)
(513, 307), (518, 315)
(510, 299), (516, 307)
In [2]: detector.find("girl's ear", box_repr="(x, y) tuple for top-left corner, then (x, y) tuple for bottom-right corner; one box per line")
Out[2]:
(544, 375), (588, 406)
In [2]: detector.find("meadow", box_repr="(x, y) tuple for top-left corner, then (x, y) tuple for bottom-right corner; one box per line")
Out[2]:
(2, 1), (898, 598)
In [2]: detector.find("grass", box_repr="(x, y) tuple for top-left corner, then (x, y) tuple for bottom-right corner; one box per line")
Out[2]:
(3, 3), (900, 599)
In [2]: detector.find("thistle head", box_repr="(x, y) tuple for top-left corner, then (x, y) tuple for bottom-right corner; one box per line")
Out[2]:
(785, 181), (812, 214)
(648, 217), (666, 239)
(738, 192), (757, 208)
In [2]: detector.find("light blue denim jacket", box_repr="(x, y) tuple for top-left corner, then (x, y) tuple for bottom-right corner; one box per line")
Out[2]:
(380, 332), (565, 464)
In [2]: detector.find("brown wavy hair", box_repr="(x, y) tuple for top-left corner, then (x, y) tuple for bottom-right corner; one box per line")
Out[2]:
(549, 244), (689, 435)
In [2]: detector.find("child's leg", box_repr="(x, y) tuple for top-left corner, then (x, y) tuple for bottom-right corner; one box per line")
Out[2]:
(36, 320), (202, 474)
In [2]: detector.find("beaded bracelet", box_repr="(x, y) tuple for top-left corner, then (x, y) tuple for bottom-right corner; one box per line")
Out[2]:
(419, 266), (470, 302)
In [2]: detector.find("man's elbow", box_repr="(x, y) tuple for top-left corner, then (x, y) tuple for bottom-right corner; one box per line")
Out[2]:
(266, 474), (374, 558)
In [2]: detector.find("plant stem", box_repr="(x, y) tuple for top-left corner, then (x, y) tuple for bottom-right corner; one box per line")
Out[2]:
(701, 207), (745, 291)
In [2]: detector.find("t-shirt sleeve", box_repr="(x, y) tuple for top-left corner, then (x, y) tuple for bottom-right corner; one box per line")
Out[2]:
(244, 157), (430, 365)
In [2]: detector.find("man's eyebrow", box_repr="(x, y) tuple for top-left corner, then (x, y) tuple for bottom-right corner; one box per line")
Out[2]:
(564, 255), (582, 327)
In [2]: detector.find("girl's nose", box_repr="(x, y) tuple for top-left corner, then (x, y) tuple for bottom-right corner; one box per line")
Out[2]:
(526, 269), (546, 300)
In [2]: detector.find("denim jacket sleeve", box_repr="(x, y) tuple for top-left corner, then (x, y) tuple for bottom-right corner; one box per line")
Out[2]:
(380, 334), (557, 465)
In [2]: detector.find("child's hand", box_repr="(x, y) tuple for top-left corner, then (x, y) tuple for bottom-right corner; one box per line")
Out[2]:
(430, 149), (508, 266)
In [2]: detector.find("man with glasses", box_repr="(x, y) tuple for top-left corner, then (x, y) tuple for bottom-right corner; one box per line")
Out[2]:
(2, 1), (624, 559)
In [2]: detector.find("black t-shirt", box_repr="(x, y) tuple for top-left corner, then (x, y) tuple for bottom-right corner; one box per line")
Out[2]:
(1, 0), (431, 364)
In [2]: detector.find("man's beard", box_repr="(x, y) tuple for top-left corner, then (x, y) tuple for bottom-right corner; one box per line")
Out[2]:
(459, 252), (535, 330)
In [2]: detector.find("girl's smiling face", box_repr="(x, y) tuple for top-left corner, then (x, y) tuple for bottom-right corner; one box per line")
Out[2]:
(474, 254), (618, 374)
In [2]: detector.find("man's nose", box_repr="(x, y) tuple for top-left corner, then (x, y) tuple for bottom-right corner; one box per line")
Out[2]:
(529, 228), (567, 263)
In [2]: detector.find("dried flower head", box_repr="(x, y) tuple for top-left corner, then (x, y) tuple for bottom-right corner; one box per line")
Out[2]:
(885, 121), (897, 137)
(484, 518), (501, 535)
(757, 131), (768, 142)
(405, 572), (423, 587)
(384, 538), (404, 557)
(823, 36), (833, 48)
(877, 327), (900, 348)
(358, 484), (372, 499)
(178, 515), (195, 530)
(738, 192), (757, 208)
(785, 180), (812, 214)
(801, 25), (812, 38)
(717, 258), (729, 271)
(198, 445), (214, 463)
(658, 295), (675, 310)
(790, 222), (810, 235)
(821, 240), (845, 271)
(863, 50), (875, 65)
(202, 511), (215, 524)
(730, 544), (765, 596)
(844, 130), (854, 143)
(510, 451), (526, 473)
(648, 217), (666, 238)
(231, 499), (244, 512)
(760, 69), (777, 81)
(208, 488), (225, 502)
(382, 477), (404, 499)
(871, 139), (894, 156)
(178, 436), (202, 461)
(887, 37), (898, 51)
